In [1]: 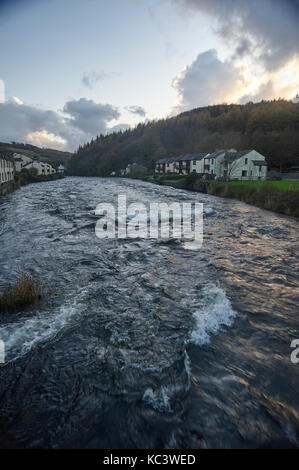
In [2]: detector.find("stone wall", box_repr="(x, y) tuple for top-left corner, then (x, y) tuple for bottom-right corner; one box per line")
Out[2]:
(0, 181), (18, 197)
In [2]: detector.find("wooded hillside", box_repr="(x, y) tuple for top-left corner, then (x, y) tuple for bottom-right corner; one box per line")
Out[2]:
(68, 100), (299, 176)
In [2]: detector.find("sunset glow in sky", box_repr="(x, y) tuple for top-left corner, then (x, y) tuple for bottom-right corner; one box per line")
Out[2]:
(0, 0), (298, 150)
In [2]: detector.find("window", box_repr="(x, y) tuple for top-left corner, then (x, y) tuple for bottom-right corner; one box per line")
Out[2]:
(242, 170), (247, 177)
(259, 166), (262, 172)
(211, 159), (214, 164)
(193, 160), (196, 164)
(245, 158), (248, 164)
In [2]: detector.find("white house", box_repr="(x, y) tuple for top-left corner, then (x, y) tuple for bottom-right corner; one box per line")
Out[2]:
(22, 160), (56, 176)
(12, 153), (56, 176)
(155, 157), (179, 174)
(57, 164), (65, 174)
(12, 153), (34, 171)
(155, 154), (207, 175)
(0, 155), (15, 183)
(190, 153), (208, 174)
(202, 149), (237, 176)
(174, 154), (208, 175)
(219, 150), (268, 181)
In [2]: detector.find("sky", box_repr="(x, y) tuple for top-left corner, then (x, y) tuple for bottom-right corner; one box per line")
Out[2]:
(0, 0), (298, 151)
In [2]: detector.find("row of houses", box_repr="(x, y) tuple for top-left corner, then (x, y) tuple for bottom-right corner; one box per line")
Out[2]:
(155, 149), (268, 181)
(0, 152), (65, 192)
(12, 153), (64, 176)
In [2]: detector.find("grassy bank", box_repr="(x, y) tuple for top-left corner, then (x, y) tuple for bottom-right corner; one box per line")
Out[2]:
(148, 174), (299, 218)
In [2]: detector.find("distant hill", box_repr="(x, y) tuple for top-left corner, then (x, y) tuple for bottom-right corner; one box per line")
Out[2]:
(68, 100), (299, 176)
(0, 142), (73, 168)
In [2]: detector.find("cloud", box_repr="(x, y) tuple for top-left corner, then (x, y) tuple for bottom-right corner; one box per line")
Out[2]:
(63, 98), (120, 135)
(169, 1), (299, 110)
(26, 130), (67, 148)
(108, 123), (131, 133)
(239, 80), (275, 104)
(169, 0), (299, 71)
(172, 49), (246, 111)
(0, 97), (121, 151)
(81, 71), (110, 89)
(125, 105), (147, 117)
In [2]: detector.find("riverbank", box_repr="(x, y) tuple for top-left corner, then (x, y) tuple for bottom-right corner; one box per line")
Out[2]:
(0, 172), (64, 197)
(146, 174), (299, 218)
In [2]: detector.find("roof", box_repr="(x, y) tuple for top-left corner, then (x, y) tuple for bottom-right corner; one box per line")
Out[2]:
(155, 157), (180, 164)
(223, 150), (252, 163)
(176, 153), (206, 161)
(206, 149), (237, 160)
(156, 153), (207, 164)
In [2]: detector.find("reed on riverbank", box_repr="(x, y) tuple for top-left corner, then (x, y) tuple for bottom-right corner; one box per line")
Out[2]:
(0, 274), (41, 311)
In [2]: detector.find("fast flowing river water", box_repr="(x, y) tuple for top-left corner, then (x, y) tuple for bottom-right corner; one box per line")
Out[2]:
(0, 177), (298, 449)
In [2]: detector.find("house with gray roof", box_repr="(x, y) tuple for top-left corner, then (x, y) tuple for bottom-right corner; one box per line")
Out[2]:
(155, 157), (180, 174)
(174, 153), (207, 175)
(202, 149), (237, 176)
(155, 153), (207, 175)
(219, 150), (267, 181)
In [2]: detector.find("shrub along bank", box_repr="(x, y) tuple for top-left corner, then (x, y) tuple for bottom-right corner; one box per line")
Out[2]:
(148, 174), (299, 218)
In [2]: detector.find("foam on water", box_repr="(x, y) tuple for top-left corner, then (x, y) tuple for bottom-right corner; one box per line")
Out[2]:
(0, 290), (87, 361)
(189, 284), (237, 346)
(143, 383), (184, 413)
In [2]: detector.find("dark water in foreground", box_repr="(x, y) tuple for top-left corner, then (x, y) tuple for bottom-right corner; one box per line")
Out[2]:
(0, 177), (298, 449)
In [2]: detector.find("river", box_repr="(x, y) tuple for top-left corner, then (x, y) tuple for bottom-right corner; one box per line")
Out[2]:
(0, 177), (298, 448)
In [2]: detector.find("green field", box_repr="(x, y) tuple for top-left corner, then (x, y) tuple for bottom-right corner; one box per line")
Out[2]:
(10, 147), (41, 159)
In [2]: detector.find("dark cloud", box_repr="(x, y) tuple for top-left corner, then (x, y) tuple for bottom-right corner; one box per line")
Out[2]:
(81, 71), (110, 89)
(172, 49), (245, 111)
(63, 98), (119, 135)
(0, 97), (120, 151)
(170, 0), (299, 70)
(125, 105), (147, 117)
